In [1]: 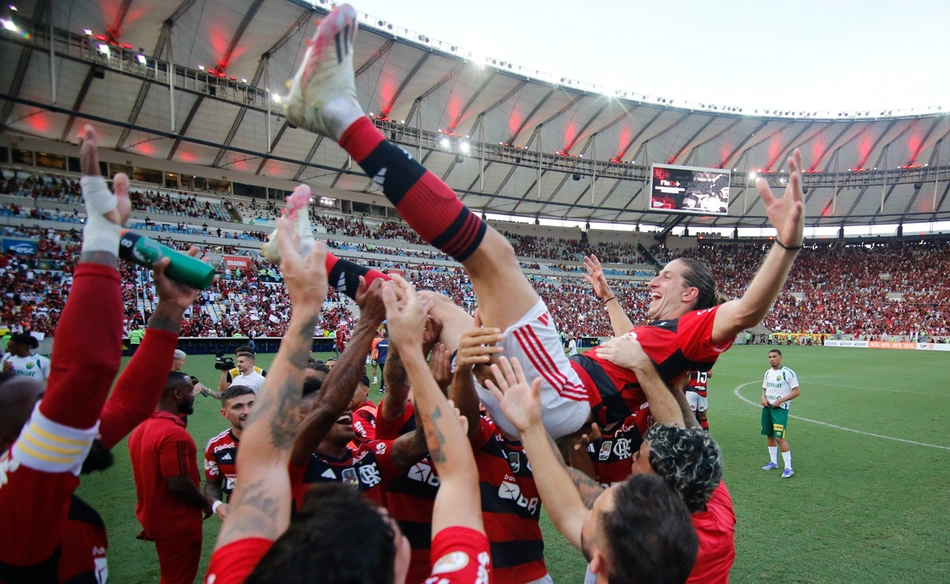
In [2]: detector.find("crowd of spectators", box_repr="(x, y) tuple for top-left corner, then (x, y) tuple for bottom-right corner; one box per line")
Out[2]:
(3, 169), (950, 341)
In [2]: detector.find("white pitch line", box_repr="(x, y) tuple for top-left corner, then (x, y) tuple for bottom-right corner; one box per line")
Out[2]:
(732, 381), (950, 451)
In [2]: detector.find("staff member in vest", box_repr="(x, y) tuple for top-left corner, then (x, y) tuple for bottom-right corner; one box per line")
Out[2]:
(375, 330), (390, 394)
(2, 333), (51, 382)
(127, 326), (145, 356)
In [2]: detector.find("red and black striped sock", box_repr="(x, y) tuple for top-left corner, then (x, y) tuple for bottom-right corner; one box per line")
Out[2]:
(339, 116), (487, 262)
(325, 251), (389, 299)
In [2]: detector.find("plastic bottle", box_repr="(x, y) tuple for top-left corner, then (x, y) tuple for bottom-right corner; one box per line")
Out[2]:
(118, 230), (216, 290)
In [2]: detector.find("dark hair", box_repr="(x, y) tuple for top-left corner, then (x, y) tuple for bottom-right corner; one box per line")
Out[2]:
(359, 375), (370, 387)
(10, 333), (39, 349)
(302, 376), (323, 398)
(601, 474), (698, 584)
(246, 483), (396, 584)
(676, 258), (718, 311)
(769, 349), (783, 356)
(221, 385), (255, 404)
(645, 425), (722, 513)
(235, 345), (255, 356)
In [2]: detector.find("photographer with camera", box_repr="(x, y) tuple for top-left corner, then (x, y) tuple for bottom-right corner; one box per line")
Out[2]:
(216, 346), (266, 394)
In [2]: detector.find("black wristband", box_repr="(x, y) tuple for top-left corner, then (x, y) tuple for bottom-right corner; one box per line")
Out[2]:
(774, 238), (803, 251)
(603, 296), (616, 304)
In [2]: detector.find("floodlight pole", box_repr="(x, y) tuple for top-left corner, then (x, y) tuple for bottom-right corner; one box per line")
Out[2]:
(166, 23), (176, 132)
(264, 56), (272, 154)
(934, 140), (941, 212)
(49, 0), (56, 104)
(416, 101), (422, 160)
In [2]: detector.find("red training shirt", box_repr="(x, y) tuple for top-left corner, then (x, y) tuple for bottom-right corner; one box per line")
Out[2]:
(687, 481), (736, 584)
(128, 411), (203, 540)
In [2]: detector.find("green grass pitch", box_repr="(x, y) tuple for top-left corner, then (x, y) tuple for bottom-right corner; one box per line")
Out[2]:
(75, 345), (950, 583)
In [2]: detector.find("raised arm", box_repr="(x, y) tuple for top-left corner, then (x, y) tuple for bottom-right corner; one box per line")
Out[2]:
(289, 278), (386, 467)
(712, 149), (805, 344)
(584, 255), (634, 337)
(380, 344), (410, 421)
(485, 357), (588, 551)
(99, 253), (201, 449)
(450, 320), (504, 440)
(215, 214), (328, 549)
(383, 275), (483, 536)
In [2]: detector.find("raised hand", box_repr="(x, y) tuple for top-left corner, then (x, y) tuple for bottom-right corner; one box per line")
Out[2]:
(381, 274), (427, 351)
(484, 356), (543, 434)
(275, 215), (327, 315)
(355, 276), (387, 325)
(456, 325), (504, 371)
(428, 342), (453, 393)
(756, 148), (805, 248)
(583, 255), (612, 300)
(152, 246), (201, 310)
(78, 125), (130, 227)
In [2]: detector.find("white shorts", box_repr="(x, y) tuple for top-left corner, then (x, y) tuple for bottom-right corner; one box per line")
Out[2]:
(685, 391), (708, 413)
(475, 299), (591, 439)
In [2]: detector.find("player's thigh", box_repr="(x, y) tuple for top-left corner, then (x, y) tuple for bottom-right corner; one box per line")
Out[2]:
(760, 407), (775, 436)
(154, 531), (201, 584)
(771, 408), (788, 439)
(463, 229), (540, 331)
(476, 299), (591, 439)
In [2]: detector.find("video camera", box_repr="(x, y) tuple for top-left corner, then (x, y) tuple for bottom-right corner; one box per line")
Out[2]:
(214, 353), (235, 371)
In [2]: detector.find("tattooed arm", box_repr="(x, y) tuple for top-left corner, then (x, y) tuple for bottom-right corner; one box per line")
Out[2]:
(380, 344), (410, 421)
(289, 279), (387, 468)
(213, 217), (328, 551)
(382, 275), (484, 536)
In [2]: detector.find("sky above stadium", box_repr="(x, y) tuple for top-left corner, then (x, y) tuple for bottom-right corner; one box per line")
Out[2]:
(350, 0), (950, 114)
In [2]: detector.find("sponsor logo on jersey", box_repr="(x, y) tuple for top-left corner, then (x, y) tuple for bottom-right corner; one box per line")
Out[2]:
(375, 442), (387, 455)
(321, 469), (336, 480)
(220, 452), (232, 461)
(213, 442), (236, 453)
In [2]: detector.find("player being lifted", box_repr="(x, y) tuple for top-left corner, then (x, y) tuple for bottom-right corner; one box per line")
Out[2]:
(276, 3), (805, 438)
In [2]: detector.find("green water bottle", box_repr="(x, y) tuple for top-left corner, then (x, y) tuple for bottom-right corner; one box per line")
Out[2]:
(118, 230), (216, 290)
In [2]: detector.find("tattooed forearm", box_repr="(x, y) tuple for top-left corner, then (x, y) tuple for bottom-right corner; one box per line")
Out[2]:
(204, 477), (224, 504)
(218, 477), (284, 541)
(567, 467), (606, 510)
(268, 378), (303, 449)
(392, 427), (429, 472)
(384, 348), (408, 390)
(147, 303), (184, 334)
(424, 406), (447, 463)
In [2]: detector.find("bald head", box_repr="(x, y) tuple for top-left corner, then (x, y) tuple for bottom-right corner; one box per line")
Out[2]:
(0, 374), (45, 451)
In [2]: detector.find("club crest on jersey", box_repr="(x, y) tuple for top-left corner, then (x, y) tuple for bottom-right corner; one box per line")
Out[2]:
(25, 362), (34, 369)
(507, 451), (520, 473)
(375, 442), (387, 455)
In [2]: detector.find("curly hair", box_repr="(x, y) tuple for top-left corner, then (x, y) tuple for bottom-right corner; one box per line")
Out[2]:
(645, 424), (722, 512)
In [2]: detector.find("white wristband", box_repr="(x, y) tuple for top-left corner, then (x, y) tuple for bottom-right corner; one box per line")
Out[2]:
(80, 175), (122, 255)
(212, 500), (223, 513)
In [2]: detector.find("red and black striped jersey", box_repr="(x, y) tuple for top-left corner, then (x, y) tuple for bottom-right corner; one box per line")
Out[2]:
(572, 306), (733, 425)
(58, 495), (108, 584)
(375, 402), (437, 584)
(473, 417), (547, 584)
(204, 429), (240, 500)
(587, 409), (652, 488)
(289, 440), (398, 510)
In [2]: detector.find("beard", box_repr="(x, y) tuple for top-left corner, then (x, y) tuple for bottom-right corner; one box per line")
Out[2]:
(180, 401), (195, 416)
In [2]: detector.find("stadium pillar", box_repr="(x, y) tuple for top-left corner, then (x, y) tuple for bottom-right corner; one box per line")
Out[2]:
(264, 56), (272, 153)
(479, 117), (485, 191)
(166, 22), (176, 132)
(48, 0), (56, 104)
(934, 140), (942, 212)
(591, 133), (596, 205)
(537, 124), (542, 200)
(880, 145), (888, 213)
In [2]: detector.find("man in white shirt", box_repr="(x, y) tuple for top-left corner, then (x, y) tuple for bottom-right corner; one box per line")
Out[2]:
(761, 349), (800, 478)
(228, 351), (266, 394)
(2, 333), (51, 382)
(567, 333), (578, 356)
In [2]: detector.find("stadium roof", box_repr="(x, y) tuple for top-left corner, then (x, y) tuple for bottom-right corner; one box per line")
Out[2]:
(2, 0), (950, 230)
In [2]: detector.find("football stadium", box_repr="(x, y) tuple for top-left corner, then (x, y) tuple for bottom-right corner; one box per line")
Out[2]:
(1, 0), (949, 582)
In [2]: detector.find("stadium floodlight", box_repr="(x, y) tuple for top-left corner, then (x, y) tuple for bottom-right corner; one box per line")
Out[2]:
(136, 54), (146, 64)
(749, 172), (757, 180)
(97, 43), (109, 55)
(83, 28), (92, 35)
(198, 64), (205, 70)
(439, 137), (451, 149)
(241, 78), (247, 83)
(272, 93), (282, 104)
(459, 141), (470, 154)
(2, 18), (17, 32)
(9, 5), (17, 11)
